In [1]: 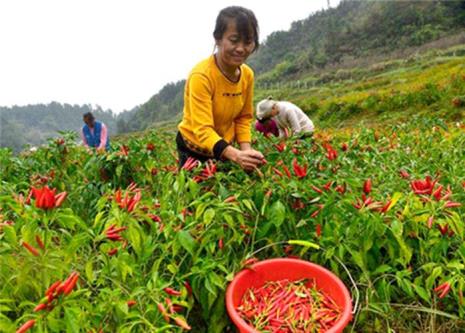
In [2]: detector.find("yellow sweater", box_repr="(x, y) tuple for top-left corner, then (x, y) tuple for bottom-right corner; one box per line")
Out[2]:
(178, 55), (254, 158)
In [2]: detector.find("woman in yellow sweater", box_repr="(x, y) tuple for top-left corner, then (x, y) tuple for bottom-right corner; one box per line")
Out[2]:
(177, 6), (265, 172)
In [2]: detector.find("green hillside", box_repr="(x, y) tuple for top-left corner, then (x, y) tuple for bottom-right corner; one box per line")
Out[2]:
(119, 0), (465, 132)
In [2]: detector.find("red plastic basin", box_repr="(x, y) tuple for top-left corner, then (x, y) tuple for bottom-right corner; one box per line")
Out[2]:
(226, 258), (352, 333)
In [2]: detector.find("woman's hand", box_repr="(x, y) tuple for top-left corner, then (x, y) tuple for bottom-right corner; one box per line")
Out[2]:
(222, 146), (264, 171)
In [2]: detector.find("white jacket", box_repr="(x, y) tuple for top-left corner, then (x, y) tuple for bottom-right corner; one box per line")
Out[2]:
(273, 102), (314, 137)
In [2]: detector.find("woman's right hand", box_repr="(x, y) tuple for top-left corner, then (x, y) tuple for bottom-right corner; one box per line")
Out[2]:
(222, 146), (264, 171)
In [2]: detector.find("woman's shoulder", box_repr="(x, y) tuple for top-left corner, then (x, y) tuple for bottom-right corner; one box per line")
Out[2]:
(241, 63), (254, 79)
(190, 55), (216, 76)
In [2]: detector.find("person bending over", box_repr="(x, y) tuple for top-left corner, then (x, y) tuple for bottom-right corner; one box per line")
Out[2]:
(256, 97), (314, 138)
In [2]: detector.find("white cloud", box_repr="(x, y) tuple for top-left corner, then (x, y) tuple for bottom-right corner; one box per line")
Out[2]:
(0, 0), (339, 113)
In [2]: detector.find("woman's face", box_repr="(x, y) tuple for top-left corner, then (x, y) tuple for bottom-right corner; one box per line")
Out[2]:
(216, 19), (255, 68)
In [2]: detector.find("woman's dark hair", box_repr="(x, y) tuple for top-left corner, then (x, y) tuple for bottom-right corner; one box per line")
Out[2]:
(83, 112), (94, 121)
(213, 6), (259, 52)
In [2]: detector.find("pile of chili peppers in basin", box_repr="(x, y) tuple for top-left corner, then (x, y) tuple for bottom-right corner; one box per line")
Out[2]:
(236, 279), (342, 332)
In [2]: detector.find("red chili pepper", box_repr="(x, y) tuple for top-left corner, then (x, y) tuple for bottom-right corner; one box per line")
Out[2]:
(224, 196), (236, 203)
(21, 241), (39, 256)
(311, 185), (323, 194)
(184, 281), (192, 296)
(35, 235), (45, 250)
(201, 160), (217, 178)
(172, 304), (184, 313)
(46, 280), (62, 297)
(54, 191), (67, 208)
(107, 248), (118, 256)
(316, 224), (322, 237)
(399, 169), (410, 179)
(434, 282), (451, 298)
(292, 158), (307, 179)
(335, 184), (346, 194)
(33, 303), (47, 312)
(273, 142), (286, 152)
(62, 272), (80, 295)
(444, 201), (461, 208)
(437, 224), (449, 236)
(380, 200), (392, 214)
(363, 179), (372, 194)
(218, 238), (224, 250)
(272, 167), (283, 178)
(323, 181), (333, 191)
(165, 297), (174, 313)
(432, 185), (443, 201)
(282, 165), (292, 179)
(16, 319), (36, 333)
(127, 300), (137, 307)
(105, 225), (127, 242)
(173, 317), (191, 330)
(310, 209), (321, 218)
(119, 145), (129, 156)
(182, 157), (199, 171)
(164, 287), (182, 296)
(157, 302), (170, 322)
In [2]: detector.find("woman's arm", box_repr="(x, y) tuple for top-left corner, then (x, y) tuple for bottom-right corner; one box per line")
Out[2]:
(97, 123), (108, 151)
(287, 108), (302, 134)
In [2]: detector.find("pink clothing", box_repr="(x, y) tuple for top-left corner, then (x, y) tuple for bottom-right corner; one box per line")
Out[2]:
(81, 123), (108, 150)
(255, 119), (279, 137)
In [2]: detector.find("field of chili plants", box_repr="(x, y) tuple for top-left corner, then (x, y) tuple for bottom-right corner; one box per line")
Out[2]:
(256, 48), (465, 129)
(1, 113), (464, 332)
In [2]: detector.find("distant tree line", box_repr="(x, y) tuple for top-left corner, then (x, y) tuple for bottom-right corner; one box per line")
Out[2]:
(0, 103), (117, 153)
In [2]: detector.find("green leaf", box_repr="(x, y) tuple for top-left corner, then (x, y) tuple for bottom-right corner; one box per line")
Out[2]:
(346, 247), (365, 271)
(177, 231), (196, 257)
(93, 211), (106, 228)
(204, 277), (216, 296)
(269, 200), (286, 228)
(446, 260), (465, 271)
(85, 260), (94, 283)
(116, 164), (123, 178)
(373, 264), (393, 275)
(128, 226), (142, 256)
(209, 272), (225, 290)
(118, 301), (129, 314)
(208, 292), (228, 333)
(65, 307), (80, 333)
(2, 226), (16, 245)
(242, 199), (255, 212)
(412, 284), (431, 303)
(426, 266), (443, 290)
(387, 192), (402, 212)
(167, 264), (178, 274)
(203, 208), (216, 225)
(223, 214), (234, 227)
